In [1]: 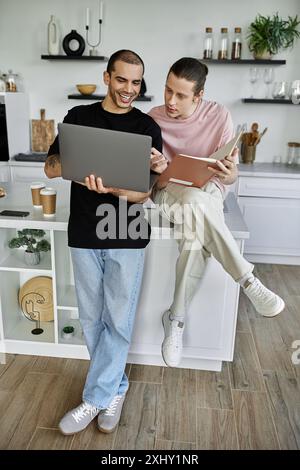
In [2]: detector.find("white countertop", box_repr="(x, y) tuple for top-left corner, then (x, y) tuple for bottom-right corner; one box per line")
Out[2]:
(9, 160), (45, 167)
(239, 162), (300, 178)
(0, 182), (249, 239)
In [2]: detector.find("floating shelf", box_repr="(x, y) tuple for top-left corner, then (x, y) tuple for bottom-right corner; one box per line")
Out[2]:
(41, 55), (108, 61)
(201, 59), (286, 65)
(242, 98), (298, 104)
(68, 94), (153, 101)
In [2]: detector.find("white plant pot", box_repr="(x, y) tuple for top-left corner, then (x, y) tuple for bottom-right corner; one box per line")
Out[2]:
(24, 251), (40, 266)
(62, 327), (75, 340)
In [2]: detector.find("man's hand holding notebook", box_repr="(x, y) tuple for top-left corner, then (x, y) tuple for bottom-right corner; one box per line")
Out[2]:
(158, 133), (242, 188)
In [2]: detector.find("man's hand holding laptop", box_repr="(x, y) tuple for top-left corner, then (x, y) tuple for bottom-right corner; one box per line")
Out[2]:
(83, 149), (168, 202)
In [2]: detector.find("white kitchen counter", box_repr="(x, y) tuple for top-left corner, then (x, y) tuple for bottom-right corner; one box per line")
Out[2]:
(239, 162), (300, 178)
(0, 182), (249, 237)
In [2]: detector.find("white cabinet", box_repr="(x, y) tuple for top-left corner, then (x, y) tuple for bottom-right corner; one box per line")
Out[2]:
(0, 183), (249, 371)
(0, 163), (10, 182)
(238, 163), (300, 265)
(9, 162), (47, 182)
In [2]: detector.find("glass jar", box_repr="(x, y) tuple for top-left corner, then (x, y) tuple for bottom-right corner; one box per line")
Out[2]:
(0, 73), (6, 92)
(286, 142), (300, 166)
(291, 80), (300, 104)
(203, 27), (213, 59)
(231, 27), (242, 60)
(6, 70), (17, 92)
(272, 81), (287, 99)
(218, 28), (228, 60)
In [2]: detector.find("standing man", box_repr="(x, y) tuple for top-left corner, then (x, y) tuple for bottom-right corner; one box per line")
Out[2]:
(44, 50), (166, 435)
(149, 57), (285, 367)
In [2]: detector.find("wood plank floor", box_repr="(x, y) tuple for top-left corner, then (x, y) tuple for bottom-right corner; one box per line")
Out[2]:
(0, 264), (299, 450)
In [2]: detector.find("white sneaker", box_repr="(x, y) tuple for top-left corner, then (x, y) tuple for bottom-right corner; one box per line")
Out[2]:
(243, 277), (285, 317)
(97, 394), (126, 433)
(161, 310), (184, 367)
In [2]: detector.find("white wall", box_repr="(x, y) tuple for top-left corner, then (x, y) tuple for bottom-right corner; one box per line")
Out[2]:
(0, 0), (299, 162)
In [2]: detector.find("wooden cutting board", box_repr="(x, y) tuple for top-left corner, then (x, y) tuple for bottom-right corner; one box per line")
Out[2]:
(31, 109), (55, 152)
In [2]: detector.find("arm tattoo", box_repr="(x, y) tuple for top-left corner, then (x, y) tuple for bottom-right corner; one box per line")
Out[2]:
(46, 154), (60, 168)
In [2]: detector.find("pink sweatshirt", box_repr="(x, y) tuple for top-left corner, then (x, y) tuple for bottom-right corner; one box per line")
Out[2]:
(148, 100), (235, 195)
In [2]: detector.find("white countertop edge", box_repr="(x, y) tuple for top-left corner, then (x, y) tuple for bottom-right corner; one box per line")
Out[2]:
(239, 162), (300, 179)
(0, 183), (250, 239)
(9, 160), (45, 167)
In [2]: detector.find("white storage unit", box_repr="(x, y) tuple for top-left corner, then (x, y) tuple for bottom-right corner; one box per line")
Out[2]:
(0, 163), (10, 182)
(9, 161), (48, 182)
(238, 163), (300, 265)
(0, 182), (249, 371)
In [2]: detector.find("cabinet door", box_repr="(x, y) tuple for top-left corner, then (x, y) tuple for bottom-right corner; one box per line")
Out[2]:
(238, 196), (300, 257)
(130, 238), (241, 366)
(10, 165), (47, 182)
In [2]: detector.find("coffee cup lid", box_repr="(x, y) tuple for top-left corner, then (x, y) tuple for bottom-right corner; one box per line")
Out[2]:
(30, 182), (46, 189)
(40, 187), (57, 196)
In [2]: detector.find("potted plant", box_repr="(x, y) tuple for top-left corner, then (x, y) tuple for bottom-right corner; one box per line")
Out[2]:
(247, 13), (300, 59)
(8, 229), (51, 265)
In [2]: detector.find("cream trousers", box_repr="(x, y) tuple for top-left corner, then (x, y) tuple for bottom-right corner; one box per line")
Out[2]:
(154, 182), (253, 321)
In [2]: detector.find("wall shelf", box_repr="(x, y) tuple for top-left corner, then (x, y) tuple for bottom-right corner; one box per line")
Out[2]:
(41, 55), (108, 61)
(68, 94), (153, 101)
(242, 98), (298, 104)
(201, 59), (286, 65)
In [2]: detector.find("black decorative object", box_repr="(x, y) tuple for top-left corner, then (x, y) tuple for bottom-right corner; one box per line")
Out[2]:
(140, 78), (147, 97)
(62, 30), (85, 56)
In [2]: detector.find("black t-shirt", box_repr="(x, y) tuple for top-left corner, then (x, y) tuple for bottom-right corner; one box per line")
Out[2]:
(48, 102), (162, 249)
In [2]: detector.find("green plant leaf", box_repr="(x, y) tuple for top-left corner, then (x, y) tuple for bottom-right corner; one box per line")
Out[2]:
(247, 12), (300, 55)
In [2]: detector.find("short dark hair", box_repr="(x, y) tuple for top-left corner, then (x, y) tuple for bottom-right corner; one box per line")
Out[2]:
(107, 49), (145, 75)
(168, 58), (208, 94)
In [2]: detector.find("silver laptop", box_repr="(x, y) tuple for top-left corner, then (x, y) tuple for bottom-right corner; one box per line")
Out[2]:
(58, 123), (157, 192)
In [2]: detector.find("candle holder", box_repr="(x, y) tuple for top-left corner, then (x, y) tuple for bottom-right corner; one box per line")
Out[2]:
(86, 18), (102, 56)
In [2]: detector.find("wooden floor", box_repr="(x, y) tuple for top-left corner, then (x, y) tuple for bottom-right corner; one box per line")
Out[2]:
(1, 264), (299, 450)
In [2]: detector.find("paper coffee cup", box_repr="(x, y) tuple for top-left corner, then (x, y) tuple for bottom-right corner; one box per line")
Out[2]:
(30, 182), (46, 207)
(40, 187), (57, 216)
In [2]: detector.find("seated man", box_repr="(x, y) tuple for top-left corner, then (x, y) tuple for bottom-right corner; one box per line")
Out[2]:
(149, 57), (285, 367)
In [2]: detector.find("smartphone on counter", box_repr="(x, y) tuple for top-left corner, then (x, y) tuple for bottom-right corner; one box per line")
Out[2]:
(0, 210), (30, 217)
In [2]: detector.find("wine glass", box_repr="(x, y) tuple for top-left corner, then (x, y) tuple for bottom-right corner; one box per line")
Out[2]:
(263, 68), (274, 99)
(249, 67), (259, 98)
(291, 80), (300, 104)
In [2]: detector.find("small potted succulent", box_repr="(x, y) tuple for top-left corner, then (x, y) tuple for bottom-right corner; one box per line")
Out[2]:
(247, 13), (300, 59)
(62, 325), (75, 339)
(8, 229), (51, 265)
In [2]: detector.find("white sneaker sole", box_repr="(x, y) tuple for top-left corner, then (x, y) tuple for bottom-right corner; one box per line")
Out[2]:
(97, 424), (118, 434)
(260, 298), (285, 317)
(58, 424), (80, 436)
(161, 312), (180, 368)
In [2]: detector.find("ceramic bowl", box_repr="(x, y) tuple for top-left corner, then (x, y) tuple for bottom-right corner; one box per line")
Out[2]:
(76, 84), (97, 95)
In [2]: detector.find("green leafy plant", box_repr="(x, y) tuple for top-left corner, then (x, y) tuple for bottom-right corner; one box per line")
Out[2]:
(62, 326), (74, 334)
(247, 13), (300, 57)
(8, 229), (51, 253)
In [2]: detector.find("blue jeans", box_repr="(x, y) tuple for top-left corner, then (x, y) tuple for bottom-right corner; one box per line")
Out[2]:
(70, 247), (145, 409)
